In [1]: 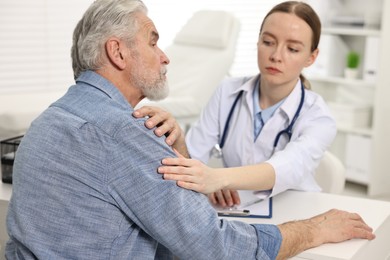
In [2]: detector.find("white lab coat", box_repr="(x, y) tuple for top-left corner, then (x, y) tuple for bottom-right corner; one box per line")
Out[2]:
(186, 74), (337, 197)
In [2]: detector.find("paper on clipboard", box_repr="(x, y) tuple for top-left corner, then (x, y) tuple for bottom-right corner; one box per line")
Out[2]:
(215, 190), (272, 218)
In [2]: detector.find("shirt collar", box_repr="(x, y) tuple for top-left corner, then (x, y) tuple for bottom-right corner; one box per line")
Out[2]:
(252, 78), (285, 124)
(232, 74), (260, 96)
(75, 70), (132, 110)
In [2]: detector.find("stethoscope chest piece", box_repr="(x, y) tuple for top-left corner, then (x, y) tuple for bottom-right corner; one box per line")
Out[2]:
(211, 144), (223, 159)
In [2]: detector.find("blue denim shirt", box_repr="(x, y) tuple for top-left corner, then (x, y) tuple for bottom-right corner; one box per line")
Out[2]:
(6, 71), (282, 260)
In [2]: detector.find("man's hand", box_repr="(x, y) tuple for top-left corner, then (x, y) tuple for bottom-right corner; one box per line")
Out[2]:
(276, 209), (375, 260)
(309, 209), (375, 244)
(133, 106), (189, 157)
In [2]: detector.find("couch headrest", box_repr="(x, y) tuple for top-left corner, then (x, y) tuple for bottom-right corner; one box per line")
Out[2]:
(173, 10), (236, 49)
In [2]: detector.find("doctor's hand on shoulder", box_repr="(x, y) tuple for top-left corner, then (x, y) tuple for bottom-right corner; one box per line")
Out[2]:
(133, 105), (276, 207)
(158, 149), (241, 207)
(133, 106), (189, 158)
(132, 106), (225, 192)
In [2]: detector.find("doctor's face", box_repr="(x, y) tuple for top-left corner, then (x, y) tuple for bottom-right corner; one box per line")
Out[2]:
(257, 12), (318, 87)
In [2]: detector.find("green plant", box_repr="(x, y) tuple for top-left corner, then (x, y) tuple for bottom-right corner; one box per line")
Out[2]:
(346, 51), (360, 69)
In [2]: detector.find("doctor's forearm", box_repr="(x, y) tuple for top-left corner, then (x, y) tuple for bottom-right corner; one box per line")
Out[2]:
(221, 163), (275, 191)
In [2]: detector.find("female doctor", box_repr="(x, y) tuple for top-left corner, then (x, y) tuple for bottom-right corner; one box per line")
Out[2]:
(135, 1), (337, 208)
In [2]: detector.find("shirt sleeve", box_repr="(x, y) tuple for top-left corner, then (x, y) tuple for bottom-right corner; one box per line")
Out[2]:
(107, 119), (280, 259)
(252, 224), (283, 260)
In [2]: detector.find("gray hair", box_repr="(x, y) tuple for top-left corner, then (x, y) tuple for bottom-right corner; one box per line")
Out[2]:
(71, 0), (148, 79)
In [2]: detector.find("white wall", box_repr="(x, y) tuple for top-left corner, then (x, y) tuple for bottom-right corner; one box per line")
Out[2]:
(144, 0), (284, 77)
(0, 0), (92, 93)
(0, 0), (283, 93)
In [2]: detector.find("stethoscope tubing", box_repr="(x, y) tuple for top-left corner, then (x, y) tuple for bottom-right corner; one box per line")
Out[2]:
(219, 81), (305, 151)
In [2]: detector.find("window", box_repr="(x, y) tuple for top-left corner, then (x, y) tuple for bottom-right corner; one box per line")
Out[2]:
(0, 0), (91, 93)
(0, 0), (283, 92)
(145, 0), (284, 77)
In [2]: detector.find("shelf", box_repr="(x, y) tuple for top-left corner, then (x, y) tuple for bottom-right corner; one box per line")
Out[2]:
(322, 26), (381, 37)
(316, 0), (390, 197)
(346, 174), (369, 185)
(337, 126), (373, 136)
(307, 75), (376, 88)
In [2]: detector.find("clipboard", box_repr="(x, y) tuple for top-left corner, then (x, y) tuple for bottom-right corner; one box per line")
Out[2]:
(215, 190), (273, 218)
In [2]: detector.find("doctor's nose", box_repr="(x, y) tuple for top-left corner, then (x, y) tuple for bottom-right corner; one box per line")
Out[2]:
(270, 47), (282, 63)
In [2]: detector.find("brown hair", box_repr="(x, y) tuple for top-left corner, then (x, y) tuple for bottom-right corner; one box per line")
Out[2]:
(260, 1), (321, 89)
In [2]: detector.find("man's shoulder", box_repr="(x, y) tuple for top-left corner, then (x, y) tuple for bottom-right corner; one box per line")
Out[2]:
(50, 85), (136, 136)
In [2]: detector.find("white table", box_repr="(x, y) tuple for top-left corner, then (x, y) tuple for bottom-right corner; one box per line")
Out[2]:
(0, 182), (11, 202)
(225, 190), (390, 260)
(1, 183), (390, 260)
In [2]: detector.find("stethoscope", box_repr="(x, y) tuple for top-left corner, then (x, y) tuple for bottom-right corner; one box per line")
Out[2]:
(212, 80), (305, 159)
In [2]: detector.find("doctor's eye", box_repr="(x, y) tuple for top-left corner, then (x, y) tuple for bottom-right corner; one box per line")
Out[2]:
(262, 40), (274, 46)
(288, 47), (299, 53)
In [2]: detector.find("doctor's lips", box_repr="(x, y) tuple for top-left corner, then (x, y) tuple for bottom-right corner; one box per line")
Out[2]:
(265, 66), (281, 74)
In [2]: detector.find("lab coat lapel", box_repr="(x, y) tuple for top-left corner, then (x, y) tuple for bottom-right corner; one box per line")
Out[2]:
(255, 80), (303, 156)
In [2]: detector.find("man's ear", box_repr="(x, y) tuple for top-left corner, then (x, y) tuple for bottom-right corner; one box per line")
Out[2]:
(105, 37), (127, 70)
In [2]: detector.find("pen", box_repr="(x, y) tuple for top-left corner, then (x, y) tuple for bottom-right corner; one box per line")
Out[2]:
(217, 209), (250, 217)
(239, 198), (264, 209)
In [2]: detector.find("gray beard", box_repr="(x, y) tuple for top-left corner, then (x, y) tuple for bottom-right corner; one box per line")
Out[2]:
(142, 79), (169, 101)
(132, 64), (169, 101)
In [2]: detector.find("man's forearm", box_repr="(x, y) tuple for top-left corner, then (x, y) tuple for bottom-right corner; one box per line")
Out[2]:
(276, 219), (320, 259)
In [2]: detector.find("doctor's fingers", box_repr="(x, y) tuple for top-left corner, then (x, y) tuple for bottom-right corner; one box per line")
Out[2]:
(132, 106), (164, 128)
(161, 157), (203, 167)
(214, 190), (231, 207)
(176, 180), (208, 194)
(208, 193), (218, 205)
(153, 115), (180, 138)
(208, 193), (229, 206)
(133, 106), (176, 131)
(133, 105), (169, 117)
(220, 190), (238, 207)
(162, 172), (211, 194)
(158, 164), (202, 178)
(161, 125), (183, 146)
(206, 191), (225, 206)
(227, 190), (241, 205)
